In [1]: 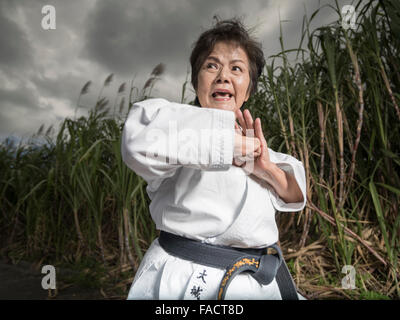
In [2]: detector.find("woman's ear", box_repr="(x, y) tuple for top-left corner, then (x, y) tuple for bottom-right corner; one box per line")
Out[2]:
(241, 91), (251, 109)
(244, 82), (251, 102)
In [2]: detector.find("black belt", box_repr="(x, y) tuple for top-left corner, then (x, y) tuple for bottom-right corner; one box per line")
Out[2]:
(158, 231), (299, 300)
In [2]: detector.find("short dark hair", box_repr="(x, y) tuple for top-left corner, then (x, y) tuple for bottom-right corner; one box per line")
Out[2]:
(190, 17), (265, 99)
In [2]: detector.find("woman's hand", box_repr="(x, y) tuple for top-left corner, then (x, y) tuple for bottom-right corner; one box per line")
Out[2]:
(233, 123), (261, 167)
(233, 109), (272, 176)
(234, 108), (304, 203)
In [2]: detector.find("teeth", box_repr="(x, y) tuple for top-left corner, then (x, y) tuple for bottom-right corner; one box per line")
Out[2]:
(212, 92), (232, 98)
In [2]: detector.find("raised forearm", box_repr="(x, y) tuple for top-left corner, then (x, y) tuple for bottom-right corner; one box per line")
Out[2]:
(256, 163), (304, 203)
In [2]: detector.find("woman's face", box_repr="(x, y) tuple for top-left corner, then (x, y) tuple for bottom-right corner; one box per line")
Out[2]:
(196, 41), (251, 113)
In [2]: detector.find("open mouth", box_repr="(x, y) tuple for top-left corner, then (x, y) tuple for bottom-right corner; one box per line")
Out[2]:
(211, 91), (233, 101)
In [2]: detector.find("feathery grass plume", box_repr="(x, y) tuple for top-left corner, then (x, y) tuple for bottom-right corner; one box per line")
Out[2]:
(143, 77), (154, 90)
(96, 97), (109, 112)
(142, 63), (165, 97)
(96, 74), (114, 110)
(80, 81), (92, 95)
(119, 97), (125, 114)
(127, 77), (140, 116)
(104, 73), (114, 87)
(36, 124), (44, 136)
(45, 125), (53, 137)
(150, 63), (165, 77)
(113, 82), (127, 117)
(75, 81), (92, 120)
(118, 82), (126, 93)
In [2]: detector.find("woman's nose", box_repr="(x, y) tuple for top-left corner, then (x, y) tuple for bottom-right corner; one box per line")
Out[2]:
(215, 67), (230, 83)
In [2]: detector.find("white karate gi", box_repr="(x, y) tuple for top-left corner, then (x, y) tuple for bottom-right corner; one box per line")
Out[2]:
(121, 98), (307, 300)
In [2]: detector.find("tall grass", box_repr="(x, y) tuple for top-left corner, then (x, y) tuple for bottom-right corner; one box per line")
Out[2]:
(0, 0), (399, 299)
(0, 69), (158, 294)
(247, 0), (400, 298)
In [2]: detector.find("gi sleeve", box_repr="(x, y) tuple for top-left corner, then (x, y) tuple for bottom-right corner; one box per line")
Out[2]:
(267, 148), (307, 212)
(121, 98), (235, 186)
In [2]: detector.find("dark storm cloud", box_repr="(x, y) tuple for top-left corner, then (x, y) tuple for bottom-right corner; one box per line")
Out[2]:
(82, 0), (340, 79)
(0, 2), (34, 74)
(82, 0), (253, 77)
(0, 84), (44, 136)
(258, 0), (349, 63)
(0, 0), (94, 138)
(0, 0), (350, 139)
(0, 86), (40, 109)
(31, 73), (83, 105)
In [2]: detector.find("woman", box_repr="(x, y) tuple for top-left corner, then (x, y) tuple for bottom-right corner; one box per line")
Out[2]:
(122, 18), (307, 300)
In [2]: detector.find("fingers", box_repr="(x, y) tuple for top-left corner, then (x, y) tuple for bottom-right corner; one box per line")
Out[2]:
(254, 118), (264, 142)
(238, 109), (256, 138)
(254, 118), (270, 162)
(243, 109), (254, 135)
(235, 109), (247, 135)
(242, 136), (261, 158)
(254, 118), (267, 146)
(235, 122), (244, 135)
(233, 157), (246, 167)
(233, 114), (269, 171)
(253, 118), (263, 155)
(233, 110), (264, 165)
(233, 136), (261, 168)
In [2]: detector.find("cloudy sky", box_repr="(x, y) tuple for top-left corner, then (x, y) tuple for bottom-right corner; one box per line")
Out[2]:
(0, 0), (353, 141)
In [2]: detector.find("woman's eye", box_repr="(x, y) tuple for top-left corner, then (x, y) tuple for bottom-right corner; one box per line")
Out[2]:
(232, 66), (242, 72)
(207, 63), (217, 69)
